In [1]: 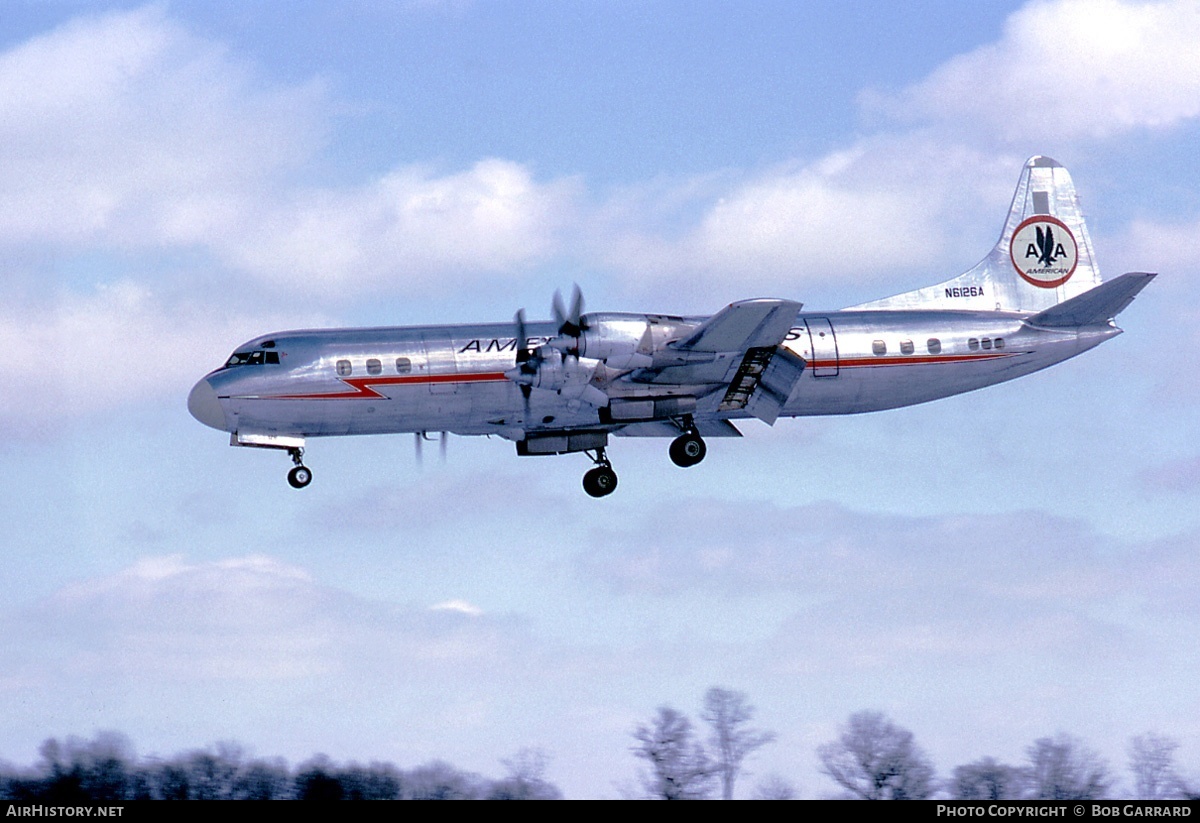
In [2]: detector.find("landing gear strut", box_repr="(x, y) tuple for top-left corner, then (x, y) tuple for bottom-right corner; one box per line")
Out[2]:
(286, 447), (312, 489)
(669, 419), (707, 468)
(582, 448), (618, 498)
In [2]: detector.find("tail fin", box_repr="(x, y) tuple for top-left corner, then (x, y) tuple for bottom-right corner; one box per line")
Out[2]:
(850, 156), (1102, 313)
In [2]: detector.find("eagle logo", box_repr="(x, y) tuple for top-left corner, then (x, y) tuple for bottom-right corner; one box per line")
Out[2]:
(1010, 215), (1078, 288)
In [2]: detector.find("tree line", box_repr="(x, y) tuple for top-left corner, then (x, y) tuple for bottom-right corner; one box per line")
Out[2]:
(3, 692), (1196, 800)
(0, 734), (560, 800)
(630, 693), (1198, 800)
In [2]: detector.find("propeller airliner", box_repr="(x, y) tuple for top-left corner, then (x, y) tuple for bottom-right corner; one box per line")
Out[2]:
(189, 157), (1154, 496)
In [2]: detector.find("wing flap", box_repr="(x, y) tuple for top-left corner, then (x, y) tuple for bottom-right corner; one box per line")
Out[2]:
(718, 346), (807, 425)
(745, 347), (807, 425)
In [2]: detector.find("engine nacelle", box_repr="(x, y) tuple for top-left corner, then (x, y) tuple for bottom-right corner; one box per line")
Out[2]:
(548, 314), (659, 371)
(506, 348), (608, 407)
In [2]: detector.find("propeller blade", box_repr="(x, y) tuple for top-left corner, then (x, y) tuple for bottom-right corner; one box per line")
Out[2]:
(439, 431), (447, 463)
(552, 289), (567, 331)
(552, 284), (586, 350)
(414, 431), (423, 466)
(514, 309), (530, 364)
(569, 284), (584, 328)
(520, 383), (532, 420)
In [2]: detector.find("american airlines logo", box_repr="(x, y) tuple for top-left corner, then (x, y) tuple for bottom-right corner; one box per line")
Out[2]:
(1010, 215), (1078, 288)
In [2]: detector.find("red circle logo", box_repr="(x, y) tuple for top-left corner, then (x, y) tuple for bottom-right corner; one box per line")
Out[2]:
(1010, 215), (1077, 288)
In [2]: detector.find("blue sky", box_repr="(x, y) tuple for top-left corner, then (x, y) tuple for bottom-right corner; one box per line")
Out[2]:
(2, 0), (1199, 798)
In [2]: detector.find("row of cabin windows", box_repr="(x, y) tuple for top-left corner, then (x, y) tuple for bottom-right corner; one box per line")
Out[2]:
(870, 337), (1004, 356)
(335, 357), (413, 377)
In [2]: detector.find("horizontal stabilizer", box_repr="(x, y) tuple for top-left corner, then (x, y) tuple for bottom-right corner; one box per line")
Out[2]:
(1026, 272), (1156, 328)
(673, 299), (802, 353)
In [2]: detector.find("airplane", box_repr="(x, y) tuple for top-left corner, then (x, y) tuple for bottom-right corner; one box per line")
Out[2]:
(189, 156), (1154, 497)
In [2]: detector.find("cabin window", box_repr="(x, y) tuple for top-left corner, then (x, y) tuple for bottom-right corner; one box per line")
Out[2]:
(396, 357), (412, 374)
(367, 358), (382, 375)
(900, 340), (914, 355)
(927, 338), (941, 354)
(981, 338), (993, 350)
(994, 337), (1005, 349)
(264, 352), (280, 364)
(872, 340), (887, 355)
(968, 338), (980, 351)
(336, 359), (352, 376)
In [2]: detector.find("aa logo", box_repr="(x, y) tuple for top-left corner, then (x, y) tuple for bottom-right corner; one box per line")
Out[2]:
(1010, 215), (1077, 288)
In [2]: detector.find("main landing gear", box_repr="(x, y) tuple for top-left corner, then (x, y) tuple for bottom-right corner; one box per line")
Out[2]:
(582, 448), (618, 498)
(286, 447), (312, 489)
(668, 422), (707, 468)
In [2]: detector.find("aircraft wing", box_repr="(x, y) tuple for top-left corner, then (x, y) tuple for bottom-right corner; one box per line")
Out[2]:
(672, 299), (803, 352)
(626, 299), (806, 425)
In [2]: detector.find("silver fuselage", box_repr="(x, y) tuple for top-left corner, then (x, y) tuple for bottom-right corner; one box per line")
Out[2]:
(188, 309), (1120, 440)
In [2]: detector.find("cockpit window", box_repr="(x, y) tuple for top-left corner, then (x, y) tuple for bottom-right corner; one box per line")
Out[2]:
(225, 350), (280, 367)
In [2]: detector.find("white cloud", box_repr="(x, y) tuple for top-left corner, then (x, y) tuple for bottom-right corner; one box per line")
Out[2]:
(228, 160), (579, 294)
(1, 554), (543, 687)
(1119, 216), (1200, 276)
(580, 500), (1200, 663)
(0, 281), (320, 431)
(879, 0), (1200, 142)
(0, 5), (322, 249)
(0, 7), (576, 299)
(591, 138), (1027, 299)
(431, 599), (485, 617)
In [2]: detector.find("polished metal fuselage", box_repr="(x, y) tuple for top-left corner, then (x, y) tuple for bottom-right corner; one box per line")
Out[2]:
(189, 309), (1120, 441)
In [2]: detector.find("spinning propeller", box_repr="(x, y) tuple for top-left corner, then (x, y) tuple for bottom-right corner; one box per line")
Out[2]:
(511, 307), (537, 416)
(551, 284), (587, 350)
(414, 431), (447, 465)
(505, 285), (607, 417)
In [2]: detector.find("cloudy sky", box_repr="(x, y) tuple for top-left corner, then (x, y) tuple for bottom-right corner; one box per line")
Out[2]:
(2, 0), (1199, 799)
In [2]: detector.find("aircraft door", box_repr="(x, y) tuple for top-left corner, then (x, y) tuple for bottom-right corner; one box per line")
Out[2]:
(804, 317), (840, 377)
(422, 333), (459, 394)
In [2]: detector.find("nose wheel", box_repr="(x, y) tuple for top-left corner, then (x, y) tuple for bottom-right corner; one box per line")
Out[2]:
(669, 428), (707, 468)
(582, 448), (618, 497)
(286, 448), (312, 489)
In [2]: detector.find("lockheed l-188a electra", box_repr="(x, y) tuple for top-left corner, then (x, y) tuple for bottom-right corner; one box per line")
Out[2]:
(189, 157), (1154, 497)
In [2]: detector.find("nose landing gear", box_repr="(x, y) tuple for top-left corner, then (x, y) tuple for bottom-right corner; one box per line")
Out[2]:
(582, 448), (618, 497)
(286, 447), (312, 489)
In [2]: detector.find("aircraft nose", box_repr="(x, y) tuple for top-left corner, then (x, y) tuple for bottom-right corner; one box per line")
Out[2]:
(188, 378), (228, 431)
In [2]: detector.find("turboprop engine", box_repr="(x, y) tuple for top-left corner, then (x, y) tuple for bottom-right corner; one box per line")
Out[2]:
(543, 313), (655, 371)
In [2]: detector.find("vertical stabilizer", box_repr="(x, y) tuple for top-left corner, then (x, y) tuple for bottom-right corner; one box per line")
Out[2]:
(849, 156), (1101, 312)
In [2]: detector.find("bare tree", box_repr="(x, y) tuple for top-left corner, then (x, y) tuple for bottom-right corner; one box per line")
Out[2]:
(232, 758), (291, 800)
(404, 760), (486, 800)
(753, 773), (798, 800)
(1026, 734), (1110, 800)
(701, 687), (776, 800)
(631, 706), (715, 800)
(950, 756), (1028, 800)
(817, 711), (935, 800)
(1128, 733), (1182, 800)
(490, 748), (562, 800)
